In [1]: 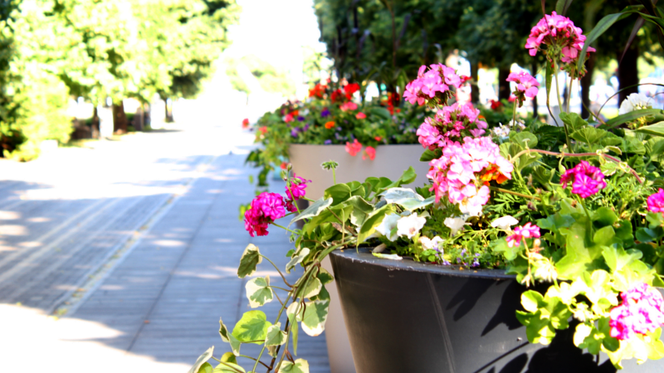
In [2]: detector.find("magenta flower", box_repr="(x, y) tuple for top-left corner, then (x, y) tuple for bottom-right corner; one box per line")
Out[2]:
(506, 222), (541, 248)
(416, 102), (488, 149)
(506, 71), (540, 101)
(525, 11), (596, 77)
(647, 189), (664, 214)
(610, 283), (664, 340)
(285, 174), (310, 201)
(560, 161), (606, 198)
(244, 192), (287, 237)
(416, 119), (444, 150)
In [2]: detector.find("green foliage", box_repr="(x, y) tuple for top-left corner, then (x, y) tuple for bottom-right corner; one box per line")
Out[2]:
(226, 55), (296, 96)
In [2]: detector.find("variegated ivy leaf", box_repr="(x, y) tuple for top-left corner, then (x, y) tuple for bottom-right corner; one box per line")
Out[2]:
(214, 359), (246, 373)
(188, 346), (214, 373)
(287, 302), (304, 322)
(302, 277), (322, 299)
(245, 276), (274, 308)
(290, 197), (333, 225)
(238, 244), (262, 278)
(317, 268), (334, 285)
(301, 300), (330, 337)
(219, 318), (241, 356)
(265, 322), (288, 346)
(232, 310), (271, 345)
(277, 359), (310, 373)
(380, 187), (435, 211)
(286, 248), (310, 273)
(289, 311), (299, 356)
(267, 344), (278, 358)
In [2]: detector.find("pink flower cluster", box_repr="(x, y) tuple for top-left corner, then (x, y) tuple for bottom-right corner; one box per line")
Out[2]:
(647, 189), (664, 214)
(506, 71), (540, 101)
(416, 102), (488, 150)
(285, 174), (310, 202)
(404, 64), (462, 106)
(559, 161), (607, 198)
(345, 139), (362, 156)
(525, 12), (595, 74)
(244, 192), (287, 237)
(506, 223), (541, 248)
(609, 282), (664, 341)
(427, 136), (513, 215)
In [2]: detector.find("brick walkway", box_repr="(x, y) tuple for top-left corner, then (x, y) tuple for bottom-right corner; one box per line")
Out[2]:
(0, 126), (330, 372)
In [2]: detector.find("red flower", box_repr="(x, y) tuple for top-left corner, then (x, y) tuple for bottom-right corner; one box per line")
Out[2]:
(489, 100), (502, 110)
(280, 162), (289, 170)
(363, 146), (376, 161)
(356, 112), (366, 119)
(309, 83), (326, 98)
(331, 89), (345, 103)
(345, 139), (362, 156)
(259, 126), (268, 135)
(242, 118), (250, 129)
(344, 83), (360, 100)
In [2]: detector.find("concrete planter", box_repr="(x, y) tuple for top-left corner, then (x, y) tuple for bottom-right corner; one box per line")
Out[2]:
(289, 143), (429, 373)
(288, 144), (430, 200)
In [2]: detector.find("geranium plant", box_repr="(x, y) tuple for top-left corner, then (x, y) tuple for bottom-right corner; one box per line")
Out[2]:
(243, 81), (430, 188)
(190, 6), (664, 373)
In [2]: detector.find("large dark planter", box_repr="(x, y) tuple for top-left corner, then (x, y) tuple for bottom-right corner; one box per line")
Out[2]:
(329, 248), (663, 373)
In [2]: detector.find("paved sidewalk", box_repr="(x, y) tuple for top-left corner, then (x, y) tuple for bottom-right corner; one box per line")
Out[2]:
(1, 151), (330, 373)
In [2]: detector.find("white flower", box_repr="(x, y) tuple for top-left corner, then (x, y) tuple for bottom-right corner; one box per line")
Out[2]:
(492, 124), (510, 139)
(419, 236), (444, 251)
(490, 215), (519, 230)
(396, 213), (426, 239)
(507, 119), (525, 130)
(444, 216), (467, 236)
(375, 213), (400, 241)
(619, 92), (653, 114)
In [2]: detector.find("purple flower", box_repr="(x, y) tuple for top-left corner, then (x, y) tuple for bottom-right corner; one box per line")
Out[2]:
(303, 124), (310, 131)
(291, 129), (299, 138)
(324, 139), (332, 145)
(321, 109), (330, 117)
(297, 116), (305, 122)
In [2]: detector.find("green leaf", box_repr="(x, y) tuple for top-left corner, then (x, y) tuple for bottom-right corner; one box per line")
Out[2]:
(199, 363), (213, 373)
(188, 346), (214, 373)
(602, 247), (643, 273)
(301, 300), (330, 337)
(369, 106), (391, 120)
(345, 195), (374, 228)
(623, 132), (646, 154)
(636, 121), (664, 137)
(570, 127), (609, 144)
(289, 310), (299, 355)
(302, 277), (322, 299)
(592, 206), (618, 226)
(559, 112), (587, 132)
(358, 204), (392, 243)
(545, 62), (553, 110)
(593, 226), (615, 246)
(220, 352), (237, 365)
(555, 0), (573, 15)
(491, 238), (519, 261)
(605, 109), (664, 129)
(238, 244), (262, 278)
(232, 310), (272, 344)
(636, 227), (658, 243)
(276, 359), (310, 373)
(286, 248), (310, 273)
(245, 276), (274, 308)
(317, 268), (333, 285)
(324, 184), (352, 205)
(521, 290), (544, 313)
(265, 322), (288, 346)
(290, 198), (333, 225)
(380, 187), (434, 211)
(420, 148), (442, 162)
(213, 361), (246, 373)
(510, 131), (538, 149)
(577, 11), (634, 72)
(397, 166), (417, 185)
(219, 318), (241, 355)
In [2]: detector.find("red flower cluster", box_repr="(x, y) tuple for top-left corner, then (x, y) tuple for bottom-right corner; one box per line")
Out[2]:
(309, 83), (326, 99)
(331, 83), (360, 103)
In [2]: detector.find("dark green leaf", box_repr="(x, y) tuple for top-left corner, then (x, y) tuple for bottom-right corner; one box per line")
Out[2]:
(238, 244), (262, 278)
(290, 198), (333, 225)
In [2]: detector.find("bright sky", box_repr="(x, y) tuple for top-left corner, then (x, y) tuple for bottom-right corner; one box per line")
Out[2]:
(225, 0), (326, 70)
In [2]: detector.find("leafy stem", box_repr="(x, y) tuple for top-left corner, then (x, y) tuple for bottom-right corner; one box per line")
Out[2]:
(509, 149), (643, 184)
(553, 62), (572, 149)
(260, 255), (293, 288)
(490, 186), (541, 201)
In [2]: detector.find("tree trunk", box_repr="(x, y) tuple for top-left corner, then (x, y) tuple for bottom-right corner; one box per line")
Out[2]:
(470, 61), (480, 105)
(135, 105), (144, 131)
(498, 67), (511, 101)
(618, 42), (639, 104)
(92, 106), (100, 139)
(113, 101), (128, 134)
(580, 53), (597, 119)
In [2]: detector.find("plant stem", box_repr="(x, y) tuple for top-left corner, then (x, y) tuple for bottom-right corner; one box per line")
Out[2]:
(490, 186), (541, 201)
(261, 255), (293, 288)
(509, 149), (644, 184)
(566, 75), (573, 112)
(272, 222), (298, 235)
(512, 98), (519, 130)
(553, 63), (572, 149)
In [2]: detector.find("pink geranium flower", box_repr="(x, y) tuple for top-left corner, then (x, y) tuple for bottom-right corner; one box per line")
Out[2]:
(647, 189), (664, 214)
(340, 102), (358, 111)
(345, 139), (362, 156)
(355, 112), (366, 119)
(506, 223), (541, 248)
(285, 174), (310, 201)
(610, 283), (664, 340)
(560, 161), (606, 198)
(404, 63), (461, 106)
(506, 71), (540, 101)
